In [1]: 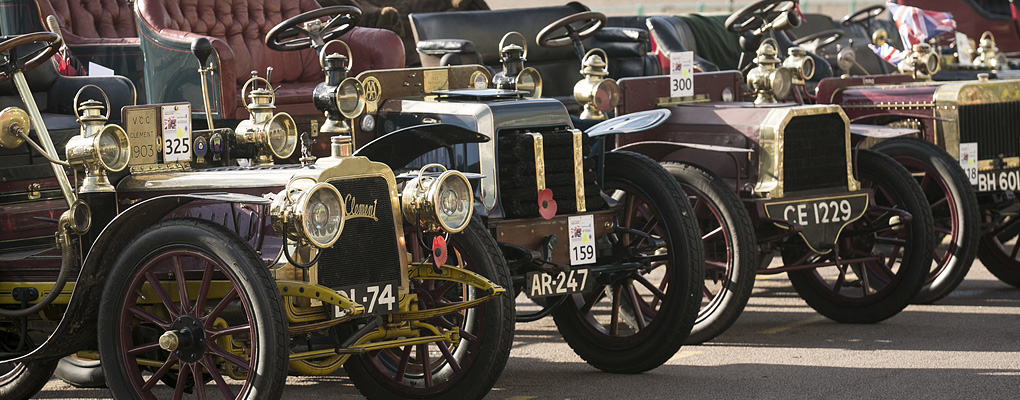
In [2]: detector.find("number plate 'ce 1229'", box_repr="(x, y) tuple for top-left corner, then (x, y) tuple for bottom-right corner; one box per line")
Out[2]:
(763, 193), (869, 254)
(526, 268), (593, 298)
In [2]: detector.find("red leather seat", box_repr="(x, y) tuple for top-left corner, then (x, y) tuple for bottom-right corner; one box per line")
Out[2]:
(134, 0), (404, 121)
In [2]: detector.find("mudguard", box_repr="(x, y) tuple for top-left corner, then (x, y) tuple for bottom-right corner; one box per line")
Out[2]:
(10, 193), (269, 363)
(354, 123), (490, 169)
(584, 109), (672, 137)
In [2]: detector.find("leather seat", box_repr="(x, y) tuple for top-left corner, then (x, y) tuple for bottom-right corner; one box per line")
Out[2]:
(134, 0), (404, 122)
(645, 16), (720, 72)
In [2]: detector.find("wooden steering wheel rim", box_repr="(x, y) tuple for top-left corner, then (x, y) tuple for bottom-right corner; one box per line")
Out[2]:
(0, 32), (61, 82)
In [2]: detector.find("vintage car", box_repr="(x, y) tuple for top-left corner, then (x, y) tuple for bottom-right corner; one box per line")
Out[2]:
(0, 29), (516, 400)
(398, 2), (935, 344)
(262, 6), (706, 374)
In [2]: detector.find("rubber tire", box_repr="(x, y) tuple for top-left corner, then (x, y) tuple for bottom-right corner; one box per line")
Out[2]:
(977, 217), (1020, 287)
(663, 162), (757, 344)
(98, 218), (287, 400)
(874, 138), (979, 303)
(344, 217), (514, 399)
(0, 359), (57, 400)
(552, 151), (703, 373)
(788, 149), (933, 323)
(54, 355), (106, 388)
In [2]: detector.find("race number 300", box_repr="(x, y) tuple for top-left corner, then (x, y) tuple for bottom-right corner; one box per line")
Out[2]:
(670, 51), (694, 98)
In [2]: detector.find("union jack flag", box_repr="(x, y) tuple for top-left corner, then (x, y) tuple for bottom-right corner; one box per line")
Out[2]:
(869, 42), (909, 65)
(888, 2), (956, 49)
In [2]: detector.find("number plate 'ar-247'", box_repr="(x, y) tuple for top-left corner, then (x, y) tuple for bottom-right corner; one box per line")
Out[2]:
(763, 193), (869, 254)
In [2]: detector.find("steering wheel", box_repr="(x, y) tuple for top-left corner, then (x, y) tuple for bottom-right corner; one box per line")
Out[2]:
(265, 6), (362, 52)
(0, 32), (60, 82)
(841, 5), (885, 28)
(536, 11), (607, 48)
(725, 0), (798, 33)
(793, 29), (844, 51)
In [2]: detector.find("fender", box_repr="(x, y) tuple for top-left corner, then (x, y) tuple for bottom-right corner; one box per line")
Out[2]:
(849, 124), (921, 140)
(584, 109), (671, 138)
(12, 192), (269, 363)
(354, 123), (489, 169)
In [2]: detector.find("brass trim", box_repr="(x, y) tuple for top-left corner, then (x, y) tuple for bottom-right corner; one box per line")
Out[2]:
(527, 132), (546, 191)
(934, 80), (1020, 159)
(755, 105), (856, 199)
(978, 157), (1020, 171)
(571, 129), (586, 212)
(655, 93), (711, 107)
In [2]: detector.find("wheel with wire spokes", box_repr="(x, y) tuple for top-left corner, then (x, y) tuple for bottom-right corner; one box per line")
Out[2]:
(785, 149), (933, 323)
(343, 218), (513, 399)
(551, 151), (703, 373)
(664, 162), (757, 344)
(98, 218), (287, 400)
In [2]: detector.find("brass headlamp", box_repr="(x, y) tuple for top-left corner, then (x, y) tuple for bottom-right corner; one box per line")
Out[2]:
(898, 43), (940, 79)
(974, 31), (1008, 70)
(491, 31), (543, 99)
(234, 72), (298, 165)
(783, 46), (815, 85)
(64, 86), (130, 193)
(574, 48), (620, 120)
(270, 177), (346, 249)
(747, 39), (793, 104)
(401, 164), (473, 234)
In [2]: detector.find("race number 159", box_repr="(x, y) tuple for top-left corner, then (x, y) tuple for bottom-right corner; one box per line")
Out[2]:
(670, 51), (694, 98)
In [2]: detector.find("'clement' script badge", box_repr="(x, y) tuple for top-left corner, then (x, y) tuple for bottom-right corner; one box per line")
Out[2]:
(344, 195), (378, 221)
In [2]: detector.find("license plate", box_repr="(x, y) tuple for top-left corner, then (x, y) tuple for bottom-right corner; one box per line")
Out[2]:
(763, 193), (868, 253)
(977, 168), (1020, 192)
(526, 268), (593, 298)
(337, 282), (398, 316)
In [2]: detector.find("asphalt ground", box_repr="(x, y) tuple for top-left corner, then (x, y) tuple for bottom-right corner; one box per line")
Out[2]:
(32, 259), (1020, 399)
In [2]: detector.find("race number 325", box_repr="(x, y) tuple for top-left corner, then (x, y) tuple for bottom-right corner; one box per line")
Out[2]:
(670, 51), (694, 98)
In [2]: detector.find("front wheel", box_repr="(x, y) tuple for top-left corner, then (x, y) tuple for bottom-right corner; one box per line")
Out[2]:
(552, 151), (703, 373)
(98, 218), (288, 400)
(787, 149), (933, 323)
(0, 359), (57, 400)
(343, 217), (514, 399)
(663, 162), (757, 344)
(873, 138), (979, 303)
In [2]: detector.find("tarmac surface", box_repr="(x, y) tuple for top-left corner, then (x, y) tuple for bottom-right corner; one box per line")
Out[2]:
(33, 260), (1020, 399)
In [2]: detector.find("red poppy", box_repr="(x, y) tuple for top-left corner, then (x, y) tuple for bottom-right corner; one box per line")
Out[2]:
(538, 188), (557, 220)
(432, 235), (448, 267)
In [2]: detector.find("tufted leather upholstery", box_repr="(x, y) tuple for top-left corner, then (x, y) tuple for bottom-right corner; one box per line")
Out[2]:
(135, 0), (404, 120)
(645, 16), (720, 72)
(38, 0), (138, 44)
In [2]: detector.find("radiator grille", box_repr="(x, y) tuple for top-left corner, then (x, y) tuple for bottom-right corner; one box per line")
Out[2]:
(317, 177), (402, 289)
(783, 114), (849, 193)
(959, 101), (1020, 160)
(497, 129), (604, 218)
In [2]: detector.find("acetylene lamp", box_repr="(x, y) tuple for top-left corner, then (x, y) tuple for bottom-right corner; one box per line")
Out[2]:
(974, 32), (1008, 70)
(312, 41), (366, 158)
(270, 178), (346, 249)
(64, 87), (130, 193)
(491, 31), (543, 98)
(746, 39), (792, 104)
(401, 164), (473, 234)
(898, 43), (940, 79)
(783, 47), (815, 86)
(234, 73), (298, 165)
(573, 48), (620, 120)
